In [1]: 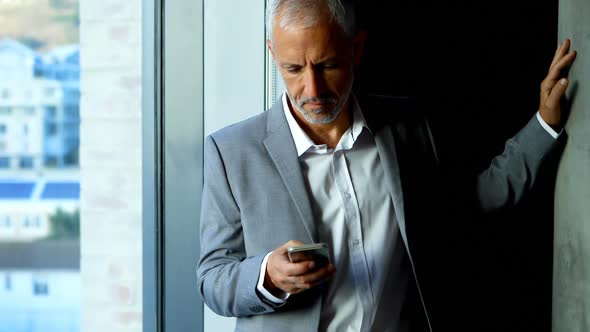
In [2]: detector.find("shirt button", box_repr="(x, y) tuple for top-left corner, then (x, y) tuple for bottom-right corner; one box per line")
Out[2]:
(352, 239), (360, 246)
(344, 192), (351, 200)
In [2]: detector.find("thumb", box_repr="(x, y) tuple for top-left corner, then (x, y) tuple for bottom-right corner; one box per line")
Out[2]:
(545, 78), (569, 110)
(275, 240), (304, 256)
(283, 240), (305, 249)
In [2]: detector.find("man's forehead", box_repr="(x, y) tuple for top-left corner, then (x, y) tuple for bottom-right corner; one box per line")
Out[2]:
(272, 21), (348, 51)
(273, 35), (343, 65)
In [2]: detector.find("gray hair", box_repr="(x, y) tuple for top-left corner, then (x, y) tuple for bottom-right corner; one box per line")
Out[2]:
(266, 0), (356, 43)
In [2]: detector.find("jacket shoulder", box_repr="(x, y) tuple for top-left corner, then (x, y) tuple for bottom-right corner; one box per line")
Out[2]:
(359, 94), (438, 164)
(208, 110), (269, 147)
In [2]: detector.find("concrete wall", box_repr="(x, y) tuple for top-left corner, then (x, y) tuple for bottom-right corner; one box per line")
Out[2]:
(79, 0), (143, 331)
(553, 0), (590, 331)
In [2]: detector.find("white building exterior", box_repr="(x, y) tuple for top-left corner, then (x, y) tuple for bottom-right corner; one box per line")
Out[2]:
(0, 39), (65, 173)
(0, 270), (80, 332)
(0, 176), (78, 242)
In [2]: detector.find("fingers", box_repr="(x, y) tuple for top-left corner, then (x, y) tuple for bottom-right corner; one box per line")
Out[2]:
(282, 259), (315, 276)
(545, 51), (577, 88)
(266, 240), (336, 295)
(541, 40), (577, 97)
(275, 264), (336, 294)
(544, 78), (569, 111)
(538, 38), (576, 128)
(289, 264), (336, 292)
(550, 38), (570, 68)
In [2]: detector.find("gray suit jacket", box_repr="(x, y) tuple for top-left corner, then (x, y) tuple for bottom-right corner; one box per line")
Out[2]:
(196, 95), (562, 331)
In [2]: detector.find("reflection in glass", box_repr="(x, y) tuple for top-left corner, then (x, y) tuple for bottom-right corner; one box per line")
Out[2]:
(0, 0), (80, 331)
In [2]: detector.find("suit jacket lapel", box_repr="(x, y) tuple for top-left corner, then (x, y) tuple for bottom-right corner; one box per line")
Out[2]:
(373, 126), (410, 249)
(263, 101), (317, 243)
(361, 95), (411, 251)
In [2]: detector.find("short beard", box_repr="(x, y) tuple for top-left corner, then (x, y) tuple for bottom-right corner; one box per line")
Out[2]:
(288, 79), (353, 125)
(290, 95), (340, 124)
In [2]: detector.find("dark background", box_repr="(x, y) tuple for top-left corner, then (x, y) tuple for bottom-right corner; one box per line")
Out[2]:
(355, 1), (559, 331)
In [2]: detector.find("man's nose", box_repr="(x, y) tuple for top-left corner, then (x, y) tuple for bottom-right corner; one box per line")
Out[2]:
(304, 69), (325, 98)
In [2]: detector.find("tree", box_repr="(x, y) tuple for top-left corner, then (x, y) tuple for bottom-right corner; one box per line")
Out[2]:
(45, 207), (79, 240)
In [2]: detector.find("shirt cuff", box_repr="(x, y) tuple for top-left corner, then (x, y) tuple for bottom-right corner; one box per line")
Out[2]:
(536, 112), (562, 139)
(256, 252), (290, 304)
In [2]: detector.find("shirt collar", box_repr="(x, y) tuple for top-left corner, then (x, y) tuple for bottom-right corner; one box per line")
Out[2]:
(282, 92), (370, 157)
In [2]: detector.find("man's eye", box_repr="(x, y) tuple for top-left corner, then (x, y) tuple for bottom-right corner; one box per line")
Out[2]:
(286, 67), (300, 74)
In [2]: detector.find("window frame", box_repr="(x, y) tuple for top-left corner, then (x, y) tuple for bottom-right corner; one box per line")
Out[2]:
(142, 0), (205, 331)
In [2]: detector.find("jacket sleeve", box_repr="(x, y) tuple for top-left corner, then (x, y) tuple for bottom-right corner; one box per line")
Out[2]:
(196, 135), (278, 317)
(427, 113), (565, 215)
(474, 114), (564, 213)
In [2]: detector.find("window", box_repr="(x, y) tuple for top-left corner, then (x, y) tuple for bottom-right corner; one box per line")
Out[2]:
(65, 123), (77, 132)
(44, 88), (56, 98)
(65, 90), (79, 100)
(32, 278), (49, 296)
(44, 106), (57, 118)
(1, 89), (10, 99)
(0, 157), (9, 168)
(0, 124), (6, 135)
(23, 124), (28, 135)
(2, 216), (11, 228)
(4, 274), (11, 291)
(19, 156), (34, 169)
(44, 156), (57, 167)
(0, 1), (144, 331)
(45, 123), (57, 136)
(22, 107), (35, 116)
(64, 106), (79, 118)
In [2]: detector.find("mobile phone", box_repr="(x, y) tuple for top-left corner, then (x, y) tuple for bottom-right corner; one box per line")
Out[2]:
(287, 243), (331, 268)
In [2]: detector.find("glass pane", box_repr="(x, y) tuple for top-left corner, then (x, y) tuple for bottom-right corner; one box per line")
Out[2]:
(0, 1), (143, 331)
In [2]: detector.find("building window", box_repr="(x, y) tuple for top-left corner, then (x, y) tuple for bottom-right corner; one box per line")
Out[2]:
(1, 216), (11, 228)
(65, 123), (78, 132)
(1, 89), (10, 99)
(44, 88), (56, 98)
(64, 106), (79, 118)
(22, 107), (35, 116)
(44, 156), (58, 167)
(23, 124), (29, 135)
(45, 123), (58, 136)
(33, 279), (49, 296)
(0, 124), (6, 135)
(4, 275), (11, 291)
(45, 106), (57, 118)
(19, 156), (34, 169)
(0, 107), (11, 115)
(0, 157), (9, 168)
(66, 90), (80, 100)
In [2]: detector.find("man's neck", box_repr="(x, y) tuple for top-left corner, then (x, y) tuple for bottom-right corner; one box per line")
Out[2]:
(289, 101), (352, 149)
(290, 102), (352, 149)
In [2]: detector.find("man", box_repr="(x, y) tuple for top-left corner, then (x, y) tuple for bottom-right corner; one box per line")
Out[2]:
(196, 0), (576, 331)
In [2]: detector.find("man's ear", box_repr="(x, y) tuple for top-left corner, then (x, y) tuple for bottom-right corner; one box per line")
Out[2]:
(352, 30), (367, 65)
(266, 39), (275, 61)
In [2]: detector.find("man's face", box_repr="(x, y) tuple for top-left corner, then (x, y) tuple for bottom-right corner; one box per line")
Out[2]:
(267, 17), (356, 125)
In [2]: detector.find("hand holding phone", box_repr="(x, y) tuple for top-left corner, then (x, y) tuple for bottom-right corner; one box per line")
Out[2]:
(265, 240), (335, 295)
(287, 243), (331, 268)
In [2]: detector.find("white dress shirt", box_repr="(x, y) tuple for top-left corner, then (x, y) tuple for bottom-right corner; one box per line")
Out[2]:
(257, 93), (561, 331)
